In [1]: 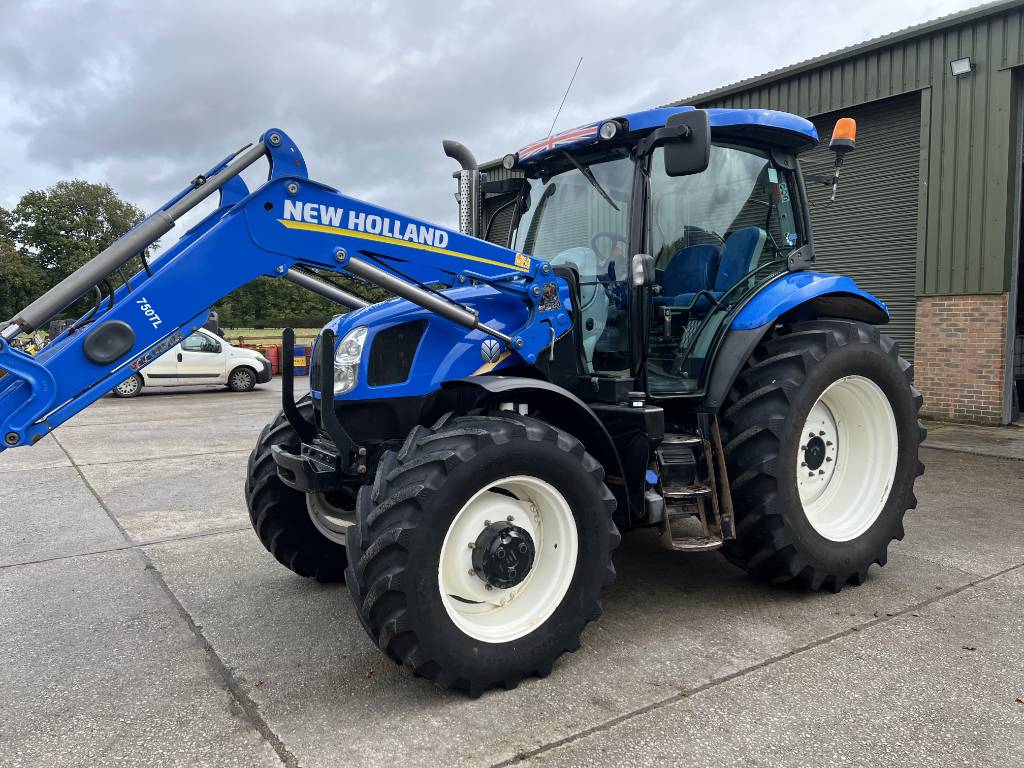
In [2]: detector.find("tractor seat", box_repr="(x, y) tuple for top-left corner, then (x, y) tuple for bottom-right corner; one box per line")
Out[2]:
(653, 243), (720, 309)
(663, 227), (767, 312)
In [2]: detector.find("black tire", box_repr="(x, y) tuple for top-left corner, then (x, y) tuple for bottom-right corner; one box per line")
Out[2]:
(720, 319), (925, 592)
(228, 366), (257, 392)
(245, 396), (348, 581)
(111, 372), (144, 398)
(344, 412), (619, 697)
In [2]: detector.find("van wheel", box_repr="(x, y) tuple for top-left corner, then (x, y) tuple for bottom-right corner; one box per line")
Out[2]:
(228, 366), (257, 392)
(111, 373), (143, 398)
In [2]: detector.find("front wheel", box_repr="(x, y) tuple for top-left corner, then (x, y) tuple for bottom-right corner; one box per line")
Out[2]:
(245, 396), (351, 580)
(345, 412), (619, 696)
(228, 366), (257, 392)
(720, 319), (925, 591)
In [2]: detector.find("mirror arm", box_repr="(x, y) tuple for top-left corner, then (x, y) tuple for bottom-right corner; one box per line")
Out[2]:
(635, 123), (693, 157)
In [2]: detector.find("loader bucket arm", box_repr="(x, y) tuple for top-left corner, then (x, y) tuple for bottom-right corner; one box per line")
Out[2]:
(0, 129), (573, 452)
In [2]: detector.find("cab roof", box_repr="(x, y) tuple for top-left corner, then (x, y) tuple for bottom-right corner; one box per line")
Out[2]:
(513, 106), (818, 166)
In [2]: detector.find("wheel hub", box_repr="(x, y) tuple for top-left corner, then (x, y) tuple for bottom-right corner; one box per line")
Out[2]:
(472, 521), (536, 589)
(803, 435), (827, 470)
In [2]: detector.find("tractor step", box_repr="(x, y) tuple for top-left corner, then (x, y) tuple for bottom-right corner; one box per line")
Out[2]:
(661, 506), (724, 551)
(663, 484), (711, 502)
(663, 535), (724, 552)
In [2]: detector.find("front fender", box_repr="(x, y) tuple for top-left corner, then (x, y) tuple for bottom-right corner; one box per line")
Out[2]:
(440, 376), (631, 523)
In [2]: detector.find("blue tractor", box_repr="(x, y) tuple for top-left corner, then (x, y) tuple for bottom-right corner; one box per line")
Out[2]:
(0, 107), (923, 696)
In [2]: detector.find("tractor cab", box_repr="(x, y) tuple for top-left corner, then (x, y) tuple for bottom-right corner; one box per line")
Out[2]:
(498, 107), (819, 398)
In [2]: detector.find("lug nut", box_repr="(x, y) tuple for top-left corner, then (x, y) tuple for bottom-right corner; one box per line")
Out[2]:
(800, 462), (806, 467)
(826, 457), (833, 463)
(818, 470), (825, 475)
(496, 548), (505, 558)
(484, 520), (491, 527)
(468, 542), (475, 549)
(506, 515), (514, 522)
(485, 584), (493, 591)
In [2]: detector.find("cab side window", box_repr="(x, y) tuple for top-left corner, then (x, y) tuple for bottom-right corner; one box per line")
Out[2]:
(181, 333), (221, 353)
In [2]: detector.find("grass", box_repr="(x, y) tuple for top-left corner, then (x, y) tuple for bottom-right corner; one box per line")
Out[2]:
(222, 327), (322, 346)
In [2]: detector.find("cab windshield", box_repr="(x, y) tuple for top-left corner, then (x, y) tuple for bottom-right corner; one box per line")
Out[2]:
(512, 153), (633, 373)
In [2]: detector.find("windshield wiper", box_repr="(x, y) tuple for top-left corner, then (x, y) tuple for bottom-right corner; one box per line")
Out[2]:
(560, 151), (619, 211)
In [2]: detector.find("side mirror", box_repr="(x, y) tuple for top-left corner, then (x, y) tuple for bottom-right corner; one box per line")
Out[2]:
(631, 253), (655, 288)
(663, 110), (711, 177)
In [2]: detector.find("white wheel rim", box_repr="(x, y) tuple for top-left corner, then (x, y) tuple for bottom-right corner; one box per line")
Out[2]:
(116, 376), (138, 395)
(306, 493), (354, 545)
(438, 475), (578, 644)
(231, 370), (252, 389)
(796, 375), (898, 542)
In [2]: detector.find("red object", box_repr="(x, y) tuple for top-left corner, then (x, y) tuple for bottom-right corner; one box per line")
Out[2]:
(266, 345), (280, 375)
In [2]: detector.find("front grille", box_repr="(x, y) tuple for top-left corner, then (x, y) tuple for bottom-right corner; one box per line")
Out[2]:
(367, 320), (428, 386)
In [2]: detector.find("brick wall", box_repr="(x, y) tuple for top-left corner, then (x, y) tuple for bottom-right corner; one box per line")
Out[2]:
(913, 293), (1009, 424)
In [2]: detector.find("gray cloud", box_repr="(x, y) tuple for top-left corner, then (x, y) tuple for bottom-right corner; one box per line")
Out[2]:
(0, 0), (975, 235)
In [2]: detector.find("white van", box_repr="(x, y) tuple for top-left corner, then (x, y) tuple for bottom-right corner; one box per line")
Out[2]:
(111, 328), (272, 397)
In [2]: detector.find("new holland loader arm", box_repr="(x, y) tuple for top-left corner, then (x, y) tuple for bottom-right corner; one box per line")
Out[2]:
(0, 129), (572, 453)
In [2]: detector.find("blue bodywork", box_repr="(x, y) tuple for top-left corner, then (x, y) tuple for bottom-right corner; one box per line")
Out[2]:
(0, 107), (884, 454)
(515, 106), (818, 164)
(731, 272), (888, 331)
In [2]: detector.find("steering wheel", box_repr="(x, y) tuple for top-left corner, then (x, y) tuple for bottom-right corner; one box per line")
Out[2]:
(590, 232), (628, 282)
(591, 231), (627, 261)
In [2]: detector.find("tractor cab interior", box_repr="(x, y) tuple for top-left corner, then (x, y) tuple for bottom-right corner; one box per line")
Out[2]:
(646, 141), (802, 395)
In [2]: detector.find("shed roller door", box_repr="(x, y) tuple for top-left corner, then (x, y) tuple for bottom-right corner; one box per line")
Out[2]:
(801, 93), (920, 362)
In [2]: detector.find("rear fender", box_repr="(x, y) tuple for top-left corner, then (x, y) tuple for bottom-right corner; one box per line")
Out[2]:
(440, 376), (633, 525)
(704, 273), (889, 411)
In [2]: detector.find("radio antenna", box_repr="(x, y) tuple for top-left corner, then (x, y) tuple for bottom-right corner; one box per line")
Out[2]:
(547, 56), (583, 136)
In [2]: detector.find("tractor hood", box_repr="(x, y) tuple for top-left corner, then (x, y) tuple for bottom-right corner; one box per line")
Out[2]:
(315, 283), (526, 400)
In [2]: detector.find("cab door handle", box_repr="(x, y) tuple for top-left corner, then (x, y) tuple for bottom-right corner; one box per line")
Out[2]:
(177, 353), (182, 362)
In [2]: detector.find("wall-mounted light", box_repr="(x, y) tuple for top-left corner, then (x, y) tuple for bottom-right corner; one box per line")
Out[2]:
(950, 56), (974, 77)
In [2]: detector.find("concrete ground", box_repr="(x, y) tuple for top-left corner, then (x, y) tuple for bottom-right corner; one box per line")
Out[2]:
(0, 379), (1021, 768)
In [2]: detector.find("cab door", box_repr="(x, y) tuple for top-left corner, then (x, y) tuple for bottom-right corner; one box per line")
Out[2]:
(177, 331), (227, 384)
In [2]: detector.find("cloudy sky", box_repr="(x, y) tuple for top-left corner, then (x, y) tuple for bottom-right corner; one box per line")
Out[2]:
(0, 0), (979, 239)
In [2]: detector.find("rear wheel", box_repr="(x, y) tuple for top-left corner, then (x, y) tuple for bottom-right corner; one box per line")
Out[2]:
(720, 319), (924, 591)
(345, 412), (619, 696)
(111, 373), (143, 398)
(245, 396), (351, 580)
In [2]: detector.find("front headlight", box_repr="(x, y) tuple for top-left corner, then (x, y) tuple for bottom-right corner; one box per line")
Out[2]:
(333, 326), (368, 395)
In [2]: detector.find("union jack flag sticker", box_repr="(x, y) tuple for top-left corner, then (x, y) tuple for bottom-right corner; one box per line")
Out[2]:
(517, 123), (600, 161)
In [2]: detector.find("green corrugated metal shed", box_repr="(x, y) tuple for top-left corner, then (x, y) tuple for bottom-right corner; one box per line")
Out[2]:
(675, 0), (1024, 297)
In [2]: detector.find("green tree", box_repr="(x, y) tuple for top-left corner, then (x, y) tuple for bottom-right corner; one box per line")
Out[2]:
(13, 180), (146, 284)
(0, 206), (45, 321)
